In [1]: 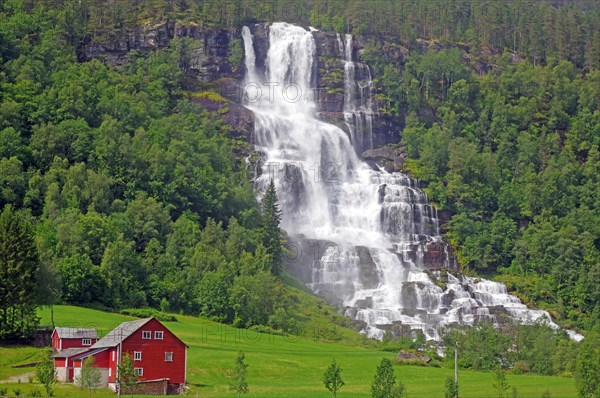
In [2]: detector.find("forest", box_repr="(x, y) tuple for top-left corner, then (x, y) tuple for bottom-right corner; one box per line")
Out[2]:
(0, 1), (598, 389)
(0, 0), (291, 340)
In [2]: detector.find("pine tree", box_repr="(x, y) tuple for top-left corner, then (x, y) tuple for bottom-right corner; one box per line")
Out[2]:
(261, 179), (283, 275)
(323, 359), (344, 397)
(371, 358), (406, 398)
(0, 205), (39, 339)
(228, 350), (249, 398)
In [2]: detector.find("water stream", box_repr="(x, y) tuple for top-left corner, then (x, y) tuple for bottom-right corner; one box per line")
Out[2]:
(241, 23), (582, 342)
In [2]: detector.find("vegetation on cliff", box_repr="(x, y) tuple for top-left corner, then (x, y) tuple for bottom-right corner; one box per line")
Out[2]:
(0, 0), (288, 336)
(363, 42), (599, 331)
(1, 0), (598, 345)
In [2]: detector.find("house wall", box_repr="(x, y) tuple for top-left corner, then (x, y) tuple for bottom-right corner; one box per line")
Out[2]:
(55, 365), (68, 382)
(73, 366), (81, 384)
(108, 348), (117, 384)
(121, 319), (186, 384)
(73, 367), (109, 388)
(61, 338), (96, 349)
(51, 333), (61, 350)
(87, 350), (110, 368)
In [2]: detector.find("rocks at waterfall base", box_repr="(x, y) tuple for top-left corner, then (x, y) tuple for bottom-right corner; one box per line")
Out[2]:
(395, 350), (432, 365)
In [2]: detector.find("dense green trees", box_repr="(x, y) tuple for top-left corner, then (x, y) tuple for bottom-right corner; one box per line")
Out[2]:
(0, 206), (39, 339)
(1, 0), (598, 345)
(0, 0), (287, 333)
(440, 321), (580, 377)
(373, 48), (600, 329)
(575, 333), (600, 398)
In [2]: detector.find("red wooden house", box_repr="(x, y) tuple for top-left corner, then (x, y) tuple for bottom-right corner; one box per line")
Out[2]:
(51, 327), (98, 350)
(54, 317), (188, 395)
(51, 328), (98, 382)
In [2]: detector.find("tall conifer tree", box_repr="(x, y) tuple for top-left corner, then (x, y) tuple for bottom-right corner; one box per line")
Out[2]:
(0, 205), (39, 339)
(261, 179), (283, 275)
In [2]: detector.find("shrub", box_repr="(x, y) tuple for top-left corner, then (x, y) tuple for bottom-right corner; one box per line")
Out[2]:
(512, 360), (530, 375)
(119, 308), (177, 322)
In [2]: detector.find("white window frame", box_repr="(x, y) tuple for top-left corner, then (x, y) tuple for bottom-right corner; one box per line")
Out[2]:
(154, 331), (164, 340)
(142, 330), (151, 339)
(165, 352), (173, 362)
(134, 351), (142, 361)
(82, 338), (92, 346)
(112, 351), (115, 361)
(134, 368), (143, 376)
(109, 368), (112, 377)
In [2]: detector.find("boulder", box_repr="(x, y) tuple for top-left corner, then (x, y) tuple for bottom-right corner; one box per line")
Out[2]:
(395, 349), (431, 364)
(361, 145), (405, 172)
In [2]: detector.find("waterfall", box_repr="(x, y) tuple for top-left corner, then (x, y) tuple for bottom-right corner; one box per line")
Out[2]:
(241, 23), (583, 342)
(339, 33), (375, 153)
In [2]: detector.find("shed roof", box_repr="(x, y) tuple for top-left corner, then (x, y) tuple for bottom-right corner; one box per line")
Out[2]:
(52, 347), (89, 358)
(53, 327), (97, 339)
(72, 347), (109, 361)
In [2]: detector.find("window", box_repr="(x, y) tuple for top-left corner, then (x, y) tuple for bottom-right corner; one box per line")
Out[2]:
(165, 352), (173, 362)
(154, 331), (164, 340)
(142, 331), (151, 339)
(134, 351), (142, 361)
(82, 338), (92, 346)
(112, 351), (115, 361)
(134, 368), (143, 376)
(109, 368), (112, 377)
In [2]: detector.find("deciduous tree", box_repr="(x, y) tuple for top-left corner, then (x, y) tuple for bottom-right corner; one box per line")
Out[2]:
(76, 357), (102, 398)
(36, 350), (56, 398)
(323, 359), (344, 397)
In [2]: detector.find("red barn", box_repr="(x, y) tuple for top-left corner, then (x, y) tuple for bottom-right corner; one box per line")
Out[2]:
(69, 318), (188, 394)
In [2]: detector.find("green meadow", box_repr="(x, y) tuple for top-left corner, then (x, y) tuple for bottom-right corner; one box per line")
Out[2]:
(0, 305), (577, 397)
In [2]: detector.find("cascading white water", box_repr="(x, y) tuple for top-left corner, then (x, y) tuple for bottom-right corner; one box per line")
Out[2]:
(338, 33), (375, 153)
(241, 23), (583, 342)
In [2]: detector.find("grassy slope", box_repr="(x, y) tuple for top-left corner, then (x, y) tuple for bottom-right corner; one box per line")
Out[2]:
(0, 305), (577, 397)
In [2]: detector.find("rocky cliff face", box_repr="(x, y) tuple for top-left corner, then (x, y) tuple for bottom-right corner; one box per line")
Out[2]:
(80, 21), (496, 156)
(81, 22), (408, 152)
(82, 21), (239, 82)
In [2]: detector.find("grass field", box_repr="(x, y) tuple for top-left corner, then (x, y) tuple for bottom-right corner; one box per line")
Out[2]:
(0, 305), (577, 397)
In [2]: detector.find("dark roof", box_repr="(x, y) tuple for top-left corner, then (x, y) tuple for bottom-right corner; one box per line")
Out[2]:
(53, 327), (97, 339)
(72, 347), (109, 361)
(52, 347), (89, 358)
(90, 318), (153, 349)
